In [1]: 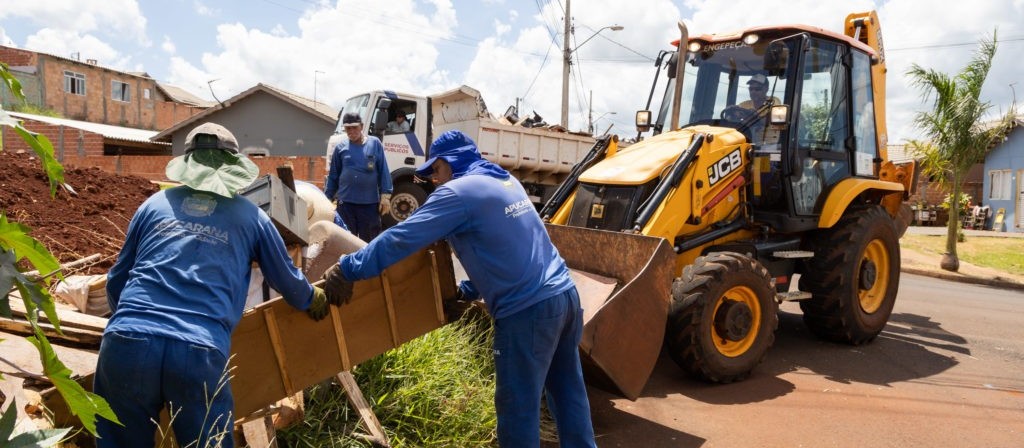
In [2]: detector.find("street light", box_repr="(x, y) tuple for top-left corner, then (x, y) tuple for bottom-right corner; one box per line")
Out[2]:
(561, 19), (623, 129)
(589, 111), (617, 134)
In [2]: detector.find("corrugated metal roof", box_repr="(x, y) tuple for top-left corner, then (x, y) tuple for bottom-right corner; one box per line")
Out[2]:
(886, 144), (918, 164)
(156, 83), (216, 107)
(8, 111), (169, 145)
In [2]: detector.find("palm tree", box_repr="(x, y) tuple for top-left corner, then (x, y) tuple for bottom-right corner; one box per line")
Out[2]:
(906, 30), (1017, 272)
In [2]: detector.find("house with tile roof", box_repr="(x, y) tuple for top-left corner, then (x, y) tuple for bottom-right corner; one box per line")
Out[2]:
(152, 83), (338, 158)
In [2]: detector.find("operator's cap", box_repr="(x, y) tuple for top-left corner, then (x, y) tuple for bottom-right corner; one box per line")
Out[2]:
(747, 74), (768, 86)
(166, 122), (259, 197)
(416, 130), (479, 177)
(341, 112), (362, 128)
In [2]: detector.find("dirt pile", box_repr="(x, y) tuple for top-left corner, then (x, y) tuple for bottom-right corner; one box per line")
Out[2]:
(0, 150), (159, 275)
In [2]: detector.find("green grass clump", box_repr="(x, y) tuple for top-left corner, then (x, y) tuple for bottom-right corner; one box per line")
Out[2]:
(278, 316), (498, 447)
(900, 234), (1024, 275)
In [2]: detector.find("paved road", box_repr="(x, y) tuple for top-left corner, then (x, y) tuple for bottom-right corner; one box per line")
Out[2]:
(584, 274), (1024, 448)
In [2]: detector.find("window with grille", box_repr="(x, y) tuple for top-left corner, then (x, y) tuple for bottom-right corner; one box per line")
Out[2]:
(989, 170), (1011, 200)
(64, 71), (85, 95)
(112, 80), (131, 102)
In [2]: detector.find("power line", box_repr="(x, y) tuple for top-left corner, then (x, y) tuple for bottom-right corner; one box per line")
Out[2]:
(521, 0), (563, 103)
(576, 23), (655, 62)
(889, 35), (1024, 52)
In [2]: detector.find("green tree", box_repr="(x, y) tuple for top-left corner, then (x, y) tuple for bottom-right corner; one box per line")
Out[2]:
(906, 31), (1017, 272)
(0, 61), (118, 438)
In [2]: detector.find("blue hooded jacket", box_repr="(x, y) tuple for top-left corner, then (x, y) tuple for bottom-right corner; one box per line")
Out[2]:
(339, 130), (574, 319)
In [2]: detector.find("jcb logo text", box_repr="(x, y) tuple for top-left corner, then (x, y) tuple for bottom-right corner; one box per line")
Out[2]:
(707, 149), (742, 187)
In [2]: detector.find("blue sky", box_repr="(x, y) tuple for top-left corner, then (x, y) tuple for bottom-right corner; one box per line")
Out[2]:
(1, 0), (1022, 142)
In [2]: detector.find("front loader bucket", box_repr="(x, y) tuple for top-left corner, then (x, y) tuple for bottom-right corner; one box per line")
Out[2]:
(546, 224), (675, 400)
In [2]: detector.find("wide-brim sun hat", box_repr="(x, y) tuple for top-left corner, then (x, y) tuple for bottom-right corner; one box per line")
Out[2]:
(166, 122), (259, 197)
(415, 130), (479, 177)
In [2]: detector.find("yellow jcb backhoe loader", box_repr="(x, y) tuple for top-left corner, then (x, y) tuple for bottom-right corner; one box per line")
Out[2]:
(540, 11), (915, 399)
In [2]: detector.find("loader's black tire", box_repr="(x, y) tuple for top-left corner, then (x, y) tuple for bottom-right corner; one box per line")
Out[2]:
(799, 205), (900, 344)
(382, 182), (428, 228)
(666, 252), (778, 383)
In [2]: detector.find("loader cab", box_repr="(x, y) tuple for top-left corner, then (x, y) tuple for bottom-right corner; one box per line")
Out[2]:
(642, 29), (881, 233)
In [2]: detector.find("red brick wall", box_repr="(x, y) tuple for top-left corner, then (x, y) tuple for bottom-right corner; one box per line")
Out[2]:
(0, 46), (36, 66)
(58, 155), (327, 188)
(1, 117), (105, 157)
(155, 102), (205, 131)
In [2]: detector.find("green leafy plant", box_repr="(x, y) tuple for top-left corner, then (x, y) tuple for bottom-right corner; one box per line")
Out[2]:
(940, 192), (972, 211)
(1, 61), (119, 439)
(0, 398), (70, 448)
(907, 30), (1018, 271)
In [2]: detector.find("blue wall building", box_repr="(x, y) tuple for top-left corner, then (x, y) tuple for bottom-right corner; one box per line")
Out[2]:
(982, 120), (1024, 232)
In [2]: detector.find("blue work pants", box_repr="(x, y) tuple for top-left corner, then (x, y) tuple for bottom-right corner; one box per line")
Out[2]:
(493, 287), (597, 448)
(94, 331), (234, 447)
(338, 202), (381, 242)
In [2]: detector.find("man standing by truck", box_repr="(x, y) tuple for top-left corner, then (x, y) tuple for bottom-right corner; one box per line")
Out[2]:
(325, 112), (393, 241)
(319, 130), (597, 447)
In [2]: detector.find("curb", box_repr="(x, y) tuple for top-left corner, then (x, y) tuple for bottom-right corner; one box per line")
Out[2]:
(900, 266), (1024, 291)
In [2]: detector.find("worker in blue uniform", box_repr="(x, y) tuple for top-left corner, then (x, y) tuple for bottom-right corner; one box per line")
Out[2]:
(95, 123), (336, 447)
(324, 112), (393, 241)
(319, 130), (596, 447)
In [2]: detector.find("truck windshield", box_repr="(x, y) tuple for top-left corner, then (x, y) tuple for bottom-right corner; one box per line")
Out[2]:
(335, 94), (371, 133)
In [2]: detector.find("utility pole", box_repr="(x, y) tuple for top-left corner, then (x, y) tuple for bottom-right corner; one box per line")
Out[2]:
(561, 0), (572, 129)
(588, 90), (594, 134)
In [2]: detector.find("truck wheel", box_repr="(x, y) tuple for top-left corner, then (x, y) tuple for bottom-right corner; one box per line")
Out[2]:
(383, 182), (428, 228)
(666, 252), (778, 383)
(799, 205), (900, 344)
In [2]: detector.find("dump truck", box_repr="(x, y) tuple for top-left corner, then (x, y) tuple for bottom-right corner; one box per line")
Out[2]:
(326, 86), (596, 226)
(541, 11), (915, 399)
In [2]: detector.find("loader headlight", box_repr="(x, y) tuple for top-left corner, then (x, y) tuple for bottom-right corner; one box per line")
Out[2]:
(636, 110), (652, 132)
(687, 41), (702, 52)
(743, 33), (760, 45)
(769, 104), (789, 125)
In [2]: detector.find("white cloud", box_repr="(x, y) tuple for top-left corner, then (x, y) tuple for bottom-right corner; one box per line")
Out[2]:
(161, 35), (176, 54)
(167, 0), (457, 106)
(0, 27), (14, 47)
(194, 0), (218, 17)
(24, 29), (132, 70)
(494, 19), (511, 37)
(0, 0), (148, 44)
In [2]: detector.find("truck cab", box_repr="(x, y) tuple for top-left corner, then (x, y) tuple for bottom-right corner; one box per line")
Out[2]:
(327, 90), (432, 226)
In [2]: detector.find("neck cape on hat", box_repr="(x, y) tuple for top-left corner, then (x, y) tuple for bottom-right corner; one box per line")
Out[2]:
(165, 123), (259, 197)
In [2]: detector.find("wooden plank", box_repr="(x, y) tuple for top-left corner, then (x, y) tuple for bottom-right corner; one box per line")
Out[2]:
(7, 297), (108, 333)
(0, 317), (102, 346)
(263, 308), (294, 396)
(429, 250), (446, 324)
(241, 414), (279, 448)
(229, 243), (456, 419)
(379, 270), (400, 346)
(330, 305), (351, 371)
(337, 372), (390, 447)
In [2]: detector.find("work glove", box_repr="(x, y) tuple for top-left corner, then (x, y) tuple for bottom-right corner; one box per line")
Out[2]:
(443, 283), (479, 323)
(379, 194), (392, 216)
(306, 286), (329, 321)
(322, 264), (354, 306)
